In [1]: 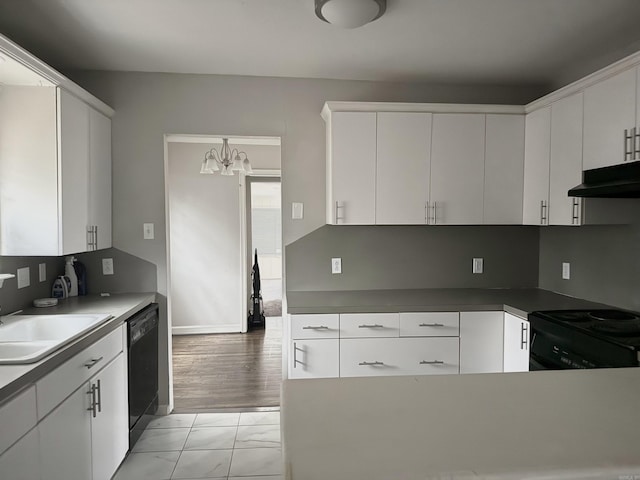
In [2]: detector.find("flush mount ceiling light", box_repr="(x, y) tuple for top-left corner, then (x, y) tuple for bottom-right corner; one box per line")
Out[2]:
(315, 0), (386, 28)
(200, 138), (253, 176)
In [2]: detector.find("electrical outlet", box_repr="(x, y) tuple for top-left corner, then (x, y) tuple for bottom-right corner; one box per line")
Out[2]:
(143, 223), (155, 240)
(17, 267), (30, 289)
(472, 258), (484, 274)
(39, 263), (46, 282)
(331, 257), (342, 274)
(102, 258), (114, 275)
(292, 202), (304, 220)
(562, 262), (571, 280)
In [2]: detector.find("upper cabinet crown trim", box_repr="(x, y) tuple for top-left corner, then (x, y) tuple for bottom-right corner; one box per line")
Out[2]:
(321, 102), (525, 120)
(0, 33), (114, 117)
(526, 49), (640, 113)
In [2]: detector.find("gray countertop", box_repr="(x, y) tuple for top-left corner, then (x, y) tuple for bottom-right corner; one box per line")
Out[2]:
(286, 288), (613, 317)
(0, 292), (156, 403)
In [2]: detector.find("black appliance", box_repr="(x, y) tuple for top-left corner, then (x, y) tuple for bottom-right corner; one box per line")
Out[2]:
(528, 309), (640, 370)
(127, 303), (159, 448)
(568, 160), (640, 198)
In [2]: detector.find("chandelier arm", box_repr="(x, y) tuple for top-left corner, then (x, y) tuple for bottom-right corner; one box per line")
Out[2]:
(210, 149), (223, 165)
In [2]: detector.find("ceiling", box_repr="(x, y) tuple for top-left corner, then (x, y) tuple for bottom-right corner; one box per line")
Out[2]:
(1, 0), (640, 89)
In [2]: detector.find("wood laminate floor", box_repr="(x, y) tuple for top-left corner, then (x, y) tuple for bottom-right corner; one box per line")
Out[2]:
(172, 317), (282, 412)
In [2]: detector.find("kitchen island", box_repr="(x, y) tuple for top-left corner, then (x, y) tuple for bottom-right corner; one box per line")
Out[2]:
(282, 367), (640, 479)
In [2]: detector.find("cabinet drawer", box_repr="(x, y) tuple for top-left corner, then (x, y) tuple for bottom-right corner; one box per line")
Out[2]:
(290, 314), (339, 339)
(289, 339), (339, 379)
(399, 312), (460, 337)
(340, 338), (460, 377)
(0, 386), (37, 456)
(340, 313), (399, 338)
(36, 325), (124, 419)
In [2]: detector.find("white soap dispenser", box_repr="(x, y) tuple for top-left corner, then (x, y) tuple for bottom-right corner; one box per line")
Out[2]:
(65, 256), (79, 297)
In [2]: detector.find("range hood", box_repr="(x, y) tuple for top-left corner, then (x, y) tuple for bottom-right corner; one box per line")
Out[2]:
(568, 161), (640, 198)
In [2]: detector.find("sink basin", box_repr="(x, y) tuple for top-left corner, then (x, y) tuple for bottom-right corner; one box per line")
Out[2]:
(0, 314), (112, 364)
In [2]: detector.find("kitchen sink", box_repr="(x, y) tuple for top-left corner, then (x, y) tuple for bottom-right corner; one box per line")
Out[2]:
(0, 314), (112, 364)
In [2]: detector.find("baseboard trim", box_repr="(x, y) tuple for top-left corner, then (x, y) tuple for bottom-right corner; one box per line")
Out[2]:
(172, 325), (241, 335)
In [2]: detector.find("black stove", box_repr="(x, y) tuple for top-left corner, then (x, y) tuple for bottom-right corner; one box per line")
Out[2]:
(528, 309), (640, 370)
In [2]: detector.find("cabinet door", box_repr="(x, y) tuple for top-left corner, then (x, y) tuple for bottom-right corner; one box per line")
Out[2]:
(58, 88), (90, 255)
(400, 337), (460, 376)
(328, 112), (376, 224)
(430, 114), (485, 225)
(289, 339), (339, 379)
(522, 107), (551, 225)
(376, 112), (431, 224)
(503, 313), (530, 372)
(549, 92), (583, 226)
(484, 115), (524, 224)
(459, 312), (504, 374)
(89, 108), (112, 250)
(38, 383), (92, 480)
(0, 429), (41, 480)
(583, 68), (636, 169)
(91, 354), (128, 480)
(637, 66), (640, 161)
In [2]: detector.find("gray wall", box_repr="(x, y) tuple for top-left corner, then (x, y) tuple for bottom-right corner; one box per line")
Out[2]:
(0, 256), (65, 314)
(539, 222), (640, 311)
(65, 70), (544, 408)
(286, 225), (540, 291)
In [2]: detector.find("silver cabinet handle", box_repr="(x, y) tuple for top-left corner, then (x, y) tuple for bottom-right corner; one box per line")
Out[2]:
(94, 225), (98, 250)
(86, 226), (92, 250)
(420, 360), (444, 365)
(87, 384), (97, 418)
(624, 128), (634, 162)
(302, 325), (329, 330)
(521, 323), (528, 350)
(425, 201), (429, 224)
(335, 201), (344, 224)
(95, 379), (102, 413)
(571, 198), (580, 225)
(635, 127), (640, 160)
(540, 200), (547, 225)
(419, 323), (444, 327)
(358, 324), (383, 328)
(84, 356), (104, 369)
(431, 201), (437, 225)
(359, 361), (384, 366)
(293, 342), (300, 369)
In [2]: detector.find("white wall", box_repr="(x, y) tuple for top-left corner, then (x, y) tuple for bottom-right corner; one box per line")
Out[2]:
(167, 141), (244, 334)
(69, 70), (544, 408)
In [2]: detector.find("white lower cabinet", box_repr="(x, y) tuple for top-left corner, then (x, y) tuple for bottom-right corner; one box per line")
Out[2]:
(459, 312), (504, 374)
(0, 429), (41, 480)
(503, 313), (530, 372)
(289, 339), (339, 379)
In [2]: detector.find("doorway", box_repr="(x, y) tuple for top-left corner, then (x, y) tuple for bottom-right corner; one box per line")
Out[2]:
(165, 135), (282, 412)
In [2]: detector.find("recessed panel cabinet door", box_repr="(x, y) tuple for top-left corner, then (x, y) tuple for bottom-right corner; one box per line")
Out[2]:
(430, 114), (485, 225)
(89, 108), (112, 250)
(328, 112), (376, 224)
(376, 112), (431, 224)
(523, 107), (551, 225)
(38, 384), (92, 480)
(549, 92), (583, 226)
(583, 68), (636, 170)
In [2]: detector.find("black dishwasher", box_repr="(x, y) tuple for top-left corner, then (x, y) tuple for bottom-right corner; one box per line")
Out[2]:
(127, 303), (159, 449)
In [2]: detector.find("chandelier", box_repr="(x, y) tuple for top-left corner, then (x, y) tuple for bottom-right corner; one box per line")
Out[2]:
(200, 138), (253, 176)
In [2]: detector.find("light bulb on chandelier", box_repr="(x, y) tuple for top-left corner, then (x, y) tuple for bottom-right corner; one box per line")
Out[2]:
(200, 138), (253, 176)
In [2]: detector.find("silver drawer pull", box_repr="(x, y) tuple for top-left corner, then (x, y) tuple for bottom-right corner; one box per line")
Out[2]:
(302, 326), (329, 330)
(84, 356), (104, 369)
(358, 324), (384, 328)
(359, 361), (384, 366)
(419, 323), (444, 327)
(420, 360), (444, 365)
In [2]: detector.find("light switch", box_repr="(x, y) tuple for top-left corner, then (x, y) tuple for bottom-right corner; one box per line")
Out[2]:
(39, 263), (46, 282)
(102, 258), (114, 275)
(17, 267), (30, 289)
(143, 223), (155, 240)
(292, 202), (304, 220)
(331, 257), (342, 274)
(562, 262), (570, 280)
(472, 258), (484, 274)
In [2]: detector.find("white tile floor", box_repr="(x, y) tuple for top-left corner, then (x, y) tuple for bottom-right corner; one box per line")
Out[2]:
(114, 411), (283, 480)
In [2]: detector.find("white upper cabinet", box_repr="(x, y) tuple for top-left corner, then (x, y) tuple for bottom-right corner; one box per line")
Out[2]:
(327, 112), (376, 224)
(523, 106), (551, 225)
(89, 108), (113, 250)
(484, 115), (525, 224)
(549, 92), (583, 226)
(430, 114), (486, 225)
(376, 112), (432, 225)
(583, 67), (637, 170)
